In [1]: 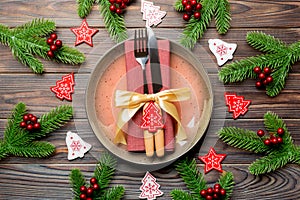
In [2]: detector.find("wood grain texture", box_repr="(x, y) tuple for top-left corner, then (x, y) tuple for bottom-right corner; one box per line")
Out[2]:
(0, 0), (300, 199)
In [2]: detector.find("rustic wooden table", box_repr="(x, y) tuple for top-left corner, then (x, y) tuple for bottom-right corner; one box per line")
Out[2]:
(0, 0), (300, 199)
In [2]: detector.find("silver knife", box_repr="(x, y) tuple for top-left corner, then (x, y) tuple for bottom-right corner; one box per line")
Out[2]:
(147, 27), (163, 93)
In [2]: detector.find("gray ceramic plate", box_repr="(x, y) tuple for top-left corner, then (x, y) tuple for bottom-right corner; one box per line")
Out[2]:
(86, 39), (213, 167)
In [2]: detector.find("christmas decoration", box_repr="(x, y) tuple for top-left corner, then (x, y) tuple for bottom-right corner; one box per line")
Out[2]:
(20, 113), (41, 131)
(70, 19), (99, 47)
(218, 111), (300, 175)
(198, 147), (227, 173)
(70, 153), (125, 200)
(174, 0), (231, 49)
(208, 39), (237, 66)
(139, 171), (163, 200)
(109, 0), (131, 15)
(219, 31), (300, 97)
(141, 102), (164, 132)
(180, 0), (202, 21)
(224, 93), (251, 119)
(0, 18), (85, 73)
(141, 0), (167, 27)
(76, 0), (128, 42)
(46, 33), (63, 58)
(170, 158), (234, 200)
(50, 73), (75, 101)
(253, 66), (274, 89)
(66, 131), (92, 160)
(0, 102), (73, 160)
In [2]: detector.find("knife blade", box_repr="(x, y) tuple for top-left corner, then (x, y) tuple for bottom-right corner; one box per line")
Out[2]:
(147, 27), (163, 93)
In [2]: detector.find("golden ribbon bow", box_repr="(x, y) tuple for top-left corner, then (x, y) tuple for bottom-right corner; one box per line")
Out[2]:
(114, 87), (191, 145)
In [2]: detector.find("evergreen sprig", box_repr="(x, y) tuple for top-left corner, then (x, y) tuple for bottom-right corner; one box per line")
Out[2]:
(0, 102), (73, 160)
(0, 18), (85, 73)
(218, 111), (300, 175)
(219, 31), (300, 97)
(76, 0), (128, 43)
(174, 0), (231, 49)
(170, 158), (234, 200)
(70, 153), (125, 200)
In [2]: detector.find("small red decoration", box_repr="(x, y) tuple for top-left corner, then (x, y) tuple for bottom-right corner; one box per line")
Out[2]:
(141, 102), (164, 132)
(46, 33), (63, 58)
(257, 127), (285, 147)
(180, 0), (202, 21)
(79, 177), (99, 200)
(200, 183), (226, 200)
(50, 73), (75, 101)
(198, 147), (226, 173)
(139, 171), (163, 200)
(20, 113), (41, 131)
(109, 0), (131, 15)
(224, 93), (251, 119)
(70, 19), (98, 47)
(253, 66), (273, 89)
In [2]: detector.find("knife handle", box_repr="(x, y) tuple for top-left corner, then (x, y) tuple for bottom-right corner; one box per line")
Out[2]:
(154, 129), (164, 157)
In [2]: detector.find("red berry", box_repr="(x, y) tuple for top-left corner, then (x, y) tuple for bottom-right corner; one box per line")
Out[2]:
(120, 3), (127, 9)
(277, 137), (283, 144)
(270, 136), (278, 145)
(264, 139), (271, 146)
(90, 177), (97, 185)
(214, 188), (220, 194)
(190, 0), (197, 6)
(266, 76), (273, 84)
(33, 122), (40, 130)
(196, 3), (202, 10)
(220, 188), (226, 196)
(263, 79), (268, 86)
(55, 40), (62, 48)
(194, 11), (201, 19)
(79, 193), (87, 200)
(28, 114), (33, 119)
(23, 114), (30, 122)
(50, 44), (57, 51)
(263, 67), (271, 74)
(253, 66), (261, 74)
(80, 185), (87, 193)
(200, 189), (207, 197)
(257, 129), (265, 137)
(207, 187), (213, 195)
(86, 198), (92, 200)
(31, 116), (37, 123)
(182, 0), (188, 6)
(116, 0), (122, 4)
(109, 4), (116, 12)
(47, 50), (54, 58)
(93, 183), (100, 191)
(123, 0), (129, 4)
(183, 13), (190, 21)
(109, 0), (115, 4)
(258, 73), (265, 80)
(47, 38), (54, 45)
(185, 4), (193, 12)
(255, 81), (263, 88)
(27, 124), (33, 131)
(206, 195), (213, 200)
(277, 127), (284, 136)
(214, 183), (221, 190)
(213, 193), (219, 199)
(50, 33), (57, 40)
(86, 187), (94, 197)
(116, 8), (123, 15)
(20, 121), (27, 128)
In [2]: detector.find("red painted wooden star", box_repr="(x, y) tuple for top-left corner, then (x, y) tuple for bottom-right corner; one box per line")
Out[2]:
(70, 19), (98, 47)
(198, 147), (226, 173)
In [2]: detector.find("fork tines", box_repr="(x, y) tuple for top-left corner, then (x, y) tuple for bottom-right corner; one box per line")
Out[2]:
(134, 29), (148, 54)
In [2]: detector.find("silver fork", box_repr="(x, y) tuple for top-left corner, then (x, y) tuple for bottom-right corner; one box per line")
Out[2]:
(134, 29), (149, 94)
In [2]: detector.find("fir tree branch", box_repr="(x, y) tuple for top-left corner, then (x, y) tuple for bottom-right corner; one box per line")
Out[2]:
(175, 158), (207, 198)
(54, 46), (86, 65)
(218, 172), (234, 200)
(77, 0), (95, 18)
(218, 127), (270, 154)
(246, 31), (289, 54)
(215, 0), (231, 34)
(98, 186), (125, 200)
(170, 189), (194, 200)
(7, 141), (55, 158)
(174, 0), (185, 12)
(180, 0), (216, 49)
(0, 141), (8, 160)
(98, 0), (127, 43)
(70, 169), (87, 200)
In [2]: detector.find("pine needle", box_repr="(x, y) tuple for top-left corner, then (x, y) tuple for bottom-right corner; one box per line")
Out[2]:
(70, 169), (87, 199)
(77, 0), (95, 18)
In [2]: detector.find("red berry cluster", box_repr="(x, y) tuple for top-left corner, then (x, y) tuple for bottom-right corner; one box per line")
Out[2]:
(253, 66), (273, 89)
(109, 0), (131, 15)
(79, 177), (100, 200)
(46, 33), (62, 58)
(200, 184), (226, 200)
(20, 113), (41, 131)
(257, 127), (285, 146)
(181, 0), (202, 21)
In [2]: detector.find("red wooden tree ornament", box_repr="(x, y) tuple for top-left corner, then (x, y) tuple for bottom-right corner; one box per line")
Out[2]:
(141, 101), (164, 132)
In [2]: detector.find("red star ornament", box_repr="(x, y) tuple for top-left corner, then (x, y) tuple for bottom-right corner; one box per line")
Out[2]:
(198, 147), (226, 173)
(70, 19), (98, 47)
(224, 93), (251, 119)
(50, 73), (75, 101)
